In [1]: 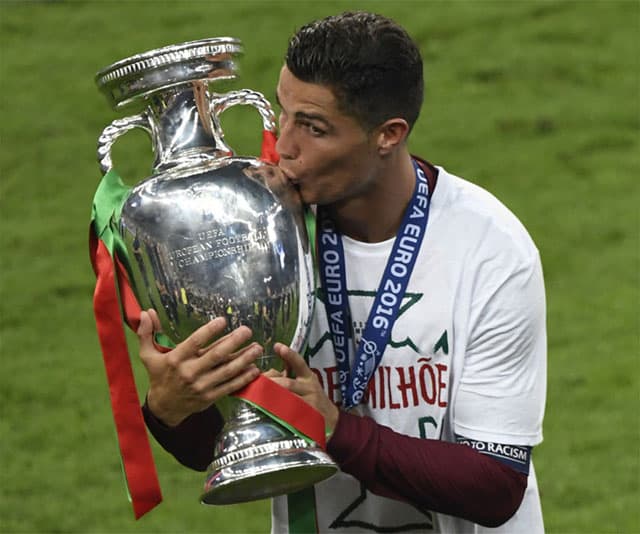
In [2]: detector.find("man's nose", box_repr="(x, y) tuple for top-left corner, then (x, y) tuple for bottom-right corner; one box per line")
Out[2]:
(275, 121), (297, 160)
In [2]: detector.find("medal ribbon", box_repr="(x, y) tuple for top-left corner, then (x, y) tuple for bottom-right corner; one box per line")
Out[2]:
(318, 160), (431, 409)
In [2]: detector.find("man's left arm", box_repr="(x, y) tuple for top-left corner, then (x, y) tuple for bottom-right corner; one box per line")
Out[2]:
(270, 345), (527, 528)
(270, 248), (546, 527)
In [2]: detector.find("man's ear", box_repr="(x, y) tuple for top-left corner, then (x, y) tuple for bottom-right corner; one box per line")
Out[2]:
(375, 118), (410, 156)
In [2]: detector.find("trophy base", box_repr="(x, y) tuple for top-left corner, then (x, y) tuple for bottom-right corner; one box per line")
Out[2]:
(200, 438), (337, 505)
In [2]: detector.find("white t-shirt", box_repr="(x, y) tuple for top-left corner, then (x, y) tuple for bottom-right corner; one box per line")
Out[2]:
(272, 166), (547, 533)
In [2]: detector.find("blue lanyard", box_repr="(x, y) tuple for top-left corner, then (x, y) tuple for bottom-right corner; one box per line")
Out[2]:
(318, 160), (431, 409)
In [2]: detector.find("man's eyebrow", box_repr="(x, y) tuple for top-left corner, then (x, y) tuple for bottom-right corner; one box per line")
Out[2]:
(294, 111), (331, 127)
(275, 90), (332, 128)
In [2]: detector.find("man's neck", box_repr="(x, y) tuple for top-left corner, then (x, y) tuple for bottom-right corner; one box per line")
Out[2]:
(328, 151), (417, 243)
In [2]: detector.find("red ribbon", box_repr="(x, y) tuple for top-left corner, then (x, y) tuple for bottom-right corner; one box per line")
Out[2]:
(234, 376), (326, 449)
(89, 230), (162, 519)
(114, 255), (141, 333)
(260, 130), (280, 164)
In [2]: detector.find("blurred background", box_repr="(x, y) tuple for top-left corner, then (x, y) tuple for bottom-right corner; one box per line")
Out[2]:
(1, 1), (638, 532)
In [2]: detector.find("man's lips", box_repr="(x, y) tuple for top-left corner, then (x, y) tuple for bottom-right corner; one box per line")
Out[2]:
(280, 168), (300, 186)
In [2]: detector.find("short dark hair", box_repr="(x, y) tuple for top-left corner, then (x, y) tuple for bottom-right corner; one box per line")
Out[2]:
(285, 11), (424, 132)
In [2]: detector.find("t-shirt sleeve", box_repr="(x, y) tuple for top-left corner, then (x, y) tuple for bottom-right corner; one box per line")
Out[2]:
(454, 246), (547, 446)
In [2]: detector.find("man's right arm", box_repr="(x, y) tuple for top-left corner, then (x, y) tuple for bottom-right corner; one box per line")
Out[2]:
(143, 400), (221, 471)
(137, 309), (262, 470)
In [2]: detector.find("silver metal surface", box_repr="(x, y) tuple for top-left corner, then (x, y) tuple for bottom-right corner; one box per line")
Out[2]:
(95, 39), (337, 505)
(96, 83), (278, 175)
(119, 157), (314, 359)
(201, 400), (337, 505)
(96, 37), (242, 109)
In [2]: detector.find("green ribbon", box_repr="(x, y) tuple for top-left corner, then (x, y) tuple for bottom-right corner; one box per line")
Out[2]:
(91, 169), (174, 348)
(288, 486), (318, 533)
(91, 169), (130, 257)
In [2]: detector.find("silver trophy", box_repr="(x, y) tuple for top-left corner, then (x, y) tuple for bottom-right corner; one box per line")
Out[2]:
(95, 38), (337, 505)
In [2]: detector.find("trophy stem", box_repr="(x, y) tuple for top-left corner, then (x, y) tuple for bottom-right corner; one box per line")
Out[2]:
(202, 397), (337, 505)
(146, 83), (232, 174)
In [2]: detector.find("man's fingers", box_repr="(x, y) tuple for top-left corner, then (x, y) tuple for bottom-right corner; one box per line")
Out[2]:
(263, 368), (287, 379)
(202, 365), (261, 401)
(172, 317), (230, 362)
(200, 341), (262, 378)
(196, 322), (253, 356)
(192, 344), (263, 398)
(198, 326), (255, 368)
(273, 343), (312, 378)
(177, 337), (261, 392)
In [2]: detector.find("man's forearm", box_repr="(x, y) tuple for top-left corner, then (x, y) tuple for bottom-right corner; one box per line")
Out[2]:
(142, 400), (222, 471)
(327, 411), (527, 528)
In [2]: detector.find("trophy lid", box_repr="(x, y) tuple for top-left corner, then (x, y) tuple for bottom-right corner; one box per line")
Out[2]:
(96, 37), (243, 109)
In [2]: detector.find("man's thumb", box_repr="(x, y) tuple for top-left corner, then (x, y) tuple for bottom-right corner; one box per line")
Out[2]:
(137, 310), (155, 353)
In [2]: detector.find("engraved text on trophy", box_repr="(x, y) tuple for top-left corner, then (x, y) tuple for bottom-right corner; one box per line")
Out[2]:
(168, 227), (270, 268)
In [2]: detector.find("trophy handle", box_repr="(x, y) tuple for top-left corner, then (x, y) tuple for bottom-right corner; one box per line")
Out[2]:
(210, 89), (278, 139)
(97, 113), (152, 174)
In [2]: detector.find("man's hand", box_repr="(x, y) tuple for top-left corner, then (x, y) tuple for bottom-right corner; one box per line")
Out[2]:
(137, 309), (262, 427)
(269, 343), (340, 437)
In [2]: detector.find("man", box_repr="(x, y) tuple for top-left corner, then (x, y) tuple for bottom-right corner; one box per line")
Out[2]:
(138, 11), (547, 533)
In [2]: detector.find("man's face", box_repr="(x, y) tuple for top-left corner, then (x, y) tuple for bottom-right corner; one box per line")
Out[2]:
(275, 66), (379, 206)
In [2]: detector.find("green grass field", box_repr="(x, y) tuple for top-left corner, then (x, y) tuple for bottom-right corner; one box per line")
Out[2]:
(1, 1), (638, 532)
